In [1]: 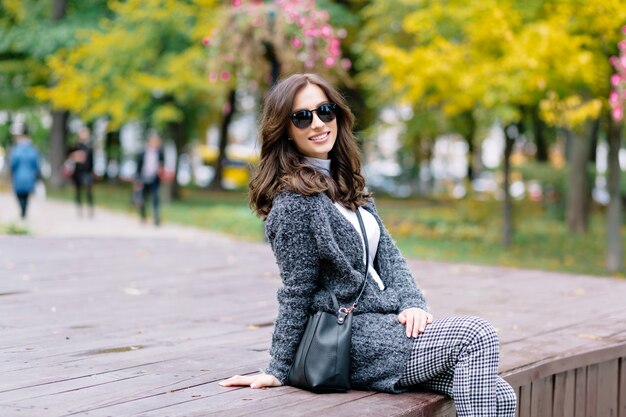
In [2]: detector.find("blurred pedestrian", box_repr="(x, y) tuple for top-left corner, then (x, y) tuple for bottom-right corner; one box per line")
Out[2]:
(67, 126), (95, 217)
(135, 130), (164, 226)
(9, 123), (40, 220)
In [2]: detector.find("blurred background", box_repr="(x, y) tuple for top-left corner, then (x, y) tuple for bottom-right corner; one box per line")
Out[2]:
(1, 0), (625, 276)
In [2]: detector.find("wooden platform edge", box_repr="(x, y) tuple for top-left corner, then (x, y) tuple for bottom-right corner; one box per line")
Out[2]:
(501, 341), (626, 388)
(415, 342), (626, 417)
(500, 342), (626, 417)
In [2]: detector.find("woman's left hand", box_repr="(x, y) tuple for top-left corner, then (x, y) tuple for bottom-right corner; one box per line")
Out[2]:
(398, 308), (433, 338)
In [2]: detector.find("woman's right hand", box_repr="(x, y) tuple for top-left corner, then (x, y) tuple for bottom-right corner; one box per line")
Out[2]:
(218, 373), (282, 389)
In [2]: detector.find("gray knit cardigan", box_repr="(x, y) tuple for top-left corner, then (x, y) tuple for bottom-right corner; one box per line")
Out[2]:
(265, 191), (428, 393)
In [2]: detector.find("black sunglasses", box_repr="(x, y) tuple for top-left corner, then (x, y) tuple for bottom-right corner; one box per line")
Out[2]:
(289, 103), (338, 129)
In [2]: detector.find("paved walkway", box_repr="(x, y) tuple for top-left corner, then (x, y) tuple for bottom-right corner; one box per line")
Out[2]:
(0, 191), (218, 239)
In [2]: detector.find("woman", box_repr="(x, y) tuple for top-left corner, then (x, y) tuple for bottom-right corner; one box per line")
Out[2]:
(220, 73), (517, 416)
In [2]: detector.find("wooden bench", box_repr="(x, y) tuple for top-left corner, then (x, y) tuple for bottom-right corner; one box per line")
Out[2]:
(1, 236), (625, 416)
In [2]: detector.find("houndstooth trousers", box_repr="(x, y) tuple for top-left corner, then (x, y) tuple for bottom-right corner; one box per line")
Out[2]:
(396, 316), (517, 417)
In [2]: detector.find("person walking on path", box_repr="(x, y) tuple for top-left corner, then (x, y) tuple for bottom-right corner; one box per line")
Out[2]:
(9, 123), (40, 220)
(67, 126), (95, 217)
(219, 73), (517, 416)
(134, 130), (164, 226)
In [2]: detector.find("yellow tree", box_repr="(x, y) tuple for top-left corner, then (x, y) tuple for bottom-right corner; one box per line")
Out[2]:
(537, 0), (626, 235)
(361, 0), (532, 246)
(360, 0), (625, 247)
(32, 0), (223, 196)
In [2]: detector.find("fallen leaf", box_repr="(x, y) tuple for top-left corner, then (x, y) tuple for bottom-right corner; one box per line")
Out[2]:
(577, 333), (602, 341)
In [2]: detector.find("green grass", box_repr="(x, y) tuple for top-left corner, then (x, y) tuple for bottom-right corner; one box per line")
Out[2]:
(47, 182), (625, 278)
(376, 196), (622, 277)
(47, 183), (265, 241)
(1, 222), (31, 235)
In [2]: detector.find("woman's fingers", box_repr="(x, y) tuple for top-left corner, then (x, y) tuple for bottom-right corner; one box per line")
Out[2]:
(218, 375), (251, 387)
(219, 373), (282, 389)
(399, 308), (433, 337)
(417, 312), (427, 333)
(404, 311), (415, 337)
(397, 311), (407, 324)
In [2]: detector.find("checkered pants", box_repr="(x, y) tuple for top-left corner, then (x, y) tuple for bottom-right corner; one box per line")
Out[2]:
(397, 316), (517, 417)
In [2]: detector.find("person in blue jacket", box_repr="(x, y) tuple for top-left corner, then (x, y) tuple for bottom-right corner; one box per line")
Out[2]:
(9, 124), (41, 219)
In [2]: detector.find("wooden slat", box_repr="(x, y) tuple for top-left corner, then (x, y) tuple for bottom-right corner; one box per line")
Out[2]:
(530, 376), (553, 417)
(574, 367), (587, 417)
(552, 372), (566, 417)
(617, 357), (626, 417)
(562, 369), (576, 417)
(596, 359), (619, 417)
(518, 384), (531, 417)
(586, 364), (599, 417)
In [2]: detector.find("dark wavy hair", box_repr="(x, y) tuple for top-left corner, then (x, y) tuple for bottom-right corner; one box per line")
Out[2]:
(249, 73), (369, 219)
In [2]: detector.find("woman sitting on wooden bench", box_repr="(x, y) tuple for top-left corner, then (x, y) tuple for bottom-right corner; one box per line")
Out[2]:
(220, 73), (517, 417)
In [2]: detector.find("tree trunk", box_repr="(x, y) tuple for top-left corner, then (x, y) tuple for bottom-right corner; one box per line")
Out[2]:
(606, 116), (623, 273)
(210, 89), (236, 190)
(565, 121), (596, 234)
(104, 130), (120, 181)
(48, 110), (69, 188)
(168, 119), (187, 200)
(52, 0), (67, 19)
(532, 106), (549, 162)
(263, 41), (281, 86)
(502, 123), (517, 248)
(47, 0), (69, 188)
(463, 112), (478, 181)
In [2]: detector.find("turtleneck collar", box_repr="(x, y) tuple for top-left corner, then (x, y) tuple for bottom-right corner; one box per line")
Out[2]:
(303, 156), (331, 174)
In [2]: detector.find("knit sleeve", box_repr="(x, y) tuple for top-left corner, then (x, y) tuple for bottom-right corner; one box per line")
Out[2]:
(369, 202), (428, 312)
(264, 194), (320, 384)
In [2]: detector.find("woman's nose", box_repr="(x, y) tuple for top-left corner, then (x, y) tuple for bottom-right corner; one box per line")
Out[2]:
(310, 112), (325, 128)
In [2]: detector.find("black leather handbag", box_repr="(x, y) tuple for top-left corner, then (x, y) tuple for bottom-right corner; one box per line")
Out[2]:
(287, 210), (370, 392)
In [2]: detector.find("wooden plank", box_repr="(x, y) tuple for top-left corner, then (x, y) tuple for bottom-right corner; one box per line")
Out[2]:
(530, 376), (553, 417)
(617, 357), (626, 417)
(586, 364), (599, 417)
(596, 359), (619, 417)
(552, 372), (566, 417)
(574, 367), (587, 417)
(563, 369), (576, 417)
(518, 384), (531, 417)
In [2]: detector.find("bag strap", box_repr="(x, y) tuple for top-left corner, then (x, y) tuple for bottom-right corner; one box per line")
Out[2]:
(352, 209), (369, 309)
(326, 208), (370, 323)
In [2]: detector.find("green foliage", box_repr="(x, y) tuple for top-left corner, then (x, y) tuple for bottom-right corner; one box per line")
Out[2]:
(33, 0), (223, 131)
(0, 0), (109, 110)
(358, 0), (626, 132)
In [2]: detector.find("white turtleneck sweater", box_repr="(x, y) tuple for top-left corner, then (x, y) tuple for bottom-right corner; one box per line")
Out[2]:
(303, 157), (385, 290)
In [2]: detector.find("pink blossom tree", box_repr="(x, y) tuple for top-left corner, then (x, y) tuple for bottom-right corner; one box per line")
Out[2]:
(606, 25), (626, 272)
(204, 0), (351, 189)
(609, 28), (626, 121)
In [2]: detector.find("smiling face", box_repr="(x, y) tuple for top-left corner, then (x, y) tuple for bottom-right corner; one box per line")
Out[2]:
(287, 83), (337, 160)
